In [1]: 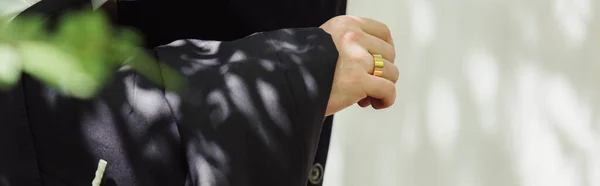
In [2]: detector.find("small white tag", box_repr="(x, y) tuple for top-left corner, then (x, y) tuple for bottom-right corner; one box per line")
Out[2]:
(92, 159), (108, 186)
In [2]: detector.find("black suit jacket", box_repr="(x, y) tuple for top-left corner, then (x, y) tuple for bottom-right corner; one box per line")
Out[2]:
(0, 0), (345, 185)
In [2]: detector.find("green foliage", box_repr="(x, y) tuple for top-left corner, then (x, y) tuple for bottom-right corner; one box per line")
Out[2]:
(0, 10), (185, 99)
(0, 44), (21, 89)
(19, 41), (103, 98)
(6, 15), (47, 42)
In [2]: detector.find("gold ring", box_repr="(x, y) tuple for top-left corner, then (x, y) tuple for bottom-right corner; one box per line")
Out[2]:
(373, 54), (384, 77)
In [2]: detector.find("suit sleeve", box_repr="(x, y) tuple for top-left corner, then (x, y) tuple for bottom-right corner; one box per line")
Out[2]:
(153, 28), (339, 186)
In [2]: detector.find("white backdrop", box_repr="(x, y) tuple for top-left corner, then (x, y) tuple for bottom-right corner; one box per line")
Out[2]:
(326, 0), (600, 186)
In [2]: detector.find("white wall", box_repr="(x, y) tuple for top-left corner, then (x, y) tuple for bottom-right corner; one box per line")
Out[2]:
(326, 0), (600, 186)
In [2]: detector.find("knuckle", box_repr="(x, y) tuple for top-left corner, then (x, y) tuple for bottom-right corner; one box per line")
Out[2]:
(343, 30), (363, 43)
(384, 80), (395, 91)
(337, 15), (357, 24)
(393, 67), (400, 82)
(330, 16), (354, 29)
(348, 52), (370, 63)
(390, 49), (397, 61)
(385, 81), (396, 96)
(383, 87), (397, 107)
(381, 24), (392, 39)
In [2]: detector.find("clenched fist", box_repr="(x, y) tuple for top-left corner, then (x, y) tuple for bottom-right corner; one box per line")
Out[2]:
(320, 15), (399, 116)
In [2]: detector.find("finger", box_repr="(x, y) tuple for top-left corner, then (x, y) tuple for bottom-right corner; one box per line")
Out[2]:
(362, 74), (396, 108)
(367, 58), (400, 83)
(349, 16), (394, 47)
(371, 98), (392, 109)
(358, 97), (372, 107)
(361, 31), (396, 62)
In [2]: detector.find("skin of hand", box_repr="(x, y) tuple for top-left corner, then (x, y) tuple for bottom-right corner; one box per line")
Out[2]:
(320, 15), (399, 116)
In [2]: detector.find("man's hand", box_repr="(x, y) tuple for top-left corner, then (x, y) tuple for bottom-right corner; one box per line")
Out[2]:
(320, 15), (399, 116)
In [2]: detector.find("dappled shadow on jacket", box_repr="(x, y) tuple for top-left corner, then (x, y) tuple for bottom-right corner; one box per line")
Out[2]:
(152, 28), (337, 186)
(0, 28), (338, 186)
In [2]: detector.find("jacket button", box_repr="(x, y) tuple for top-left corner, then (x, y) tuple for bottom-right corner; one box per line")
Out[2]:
(309, 163), (324, 185)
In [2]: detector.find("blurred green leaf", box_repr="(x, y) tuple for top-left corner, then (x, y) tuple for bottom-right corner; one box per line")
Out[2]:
(18, 41), (105, 99)
(114, 27), (187, 93)
(0, 44), (22, 89)
(111, 28), (143, 65)
(52, 11), (112, 80)
(124, 49), (187, 93)
(0, 18), (7, 42)
(8, 15), (47, 41)
(0, 10), (186, 99)
(159, 63), (187, 93)
(124, 50), (164, 87)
